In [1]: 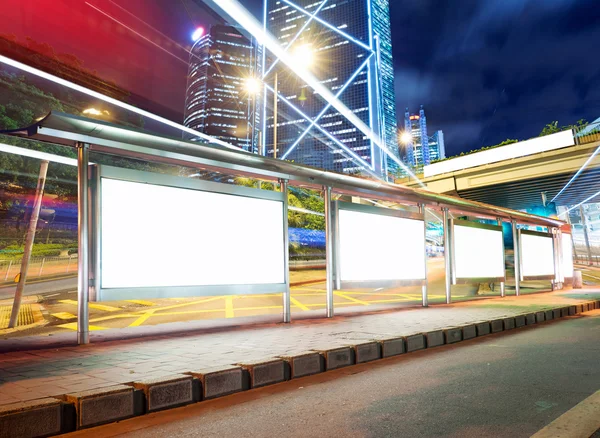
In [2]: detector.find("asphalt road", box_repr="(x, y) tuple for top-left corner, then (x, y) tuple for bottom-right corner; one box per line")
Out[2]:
(68, 311), (600, 438)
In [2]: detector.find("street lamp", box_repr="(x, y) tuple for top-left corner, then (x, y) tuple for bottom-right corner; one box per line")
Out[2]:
(399, 131), (412, 144)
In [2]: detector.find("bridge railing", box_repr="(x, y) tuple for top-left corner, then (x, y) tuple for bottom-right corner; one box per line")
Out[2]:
(574, 120), (600, 145)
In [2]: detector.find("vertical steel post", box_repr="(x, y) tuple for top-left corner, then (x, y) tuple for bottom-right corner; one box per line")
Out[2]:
(579, 205), (593, 266)
(273, 72), (278, 159)
(38, 258), (45, 277)
(324, 186), (334, 318)
(442, 208), (451, 304)
(280, 179), (291, 323)
(8, 160), (49, 328)
(77, 143), (90, 345)
(420, 204), (428, 307)
(4, 260), (12, 281)
(512, 220), (521, 297)
(497, 217), (506, 298)
(334, 200), (341, 291)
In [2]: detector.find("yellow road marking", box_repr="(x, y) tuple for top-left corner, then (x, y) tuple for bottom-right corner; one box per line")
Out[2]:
(52, 312), (76, 320)
(125, 299), (154, 306)
(129, 310), (155, 327)
(31, 304), (44, 323)
(59, 299), (119, 312)
(290, 297), (310, 311)
(334, 292), (369, 306)
(90, 314), (137, 323)
(58, 322), (107, 331)
(225, 297), (235, 318)
(151, 296), (225, 312)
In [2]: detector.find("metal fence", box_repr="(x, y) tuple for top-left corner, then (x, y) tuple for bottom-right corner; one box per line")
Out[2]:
(574, 120), (600, 145)
(0, 256), (77, 282)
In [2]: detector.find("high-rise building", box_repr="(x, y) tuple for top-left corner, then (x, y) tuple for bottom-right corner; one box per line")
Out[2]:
(403, 106), (445, 167)
(184, 25), (261, 151)
(263, 0), (399, 177)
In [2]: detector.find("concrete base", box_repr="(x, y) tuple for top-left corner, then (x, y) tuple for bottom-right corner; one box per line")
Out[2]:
(515, 315), (526, 328)
(552, 309), (561, 319)
(503, 317), (516, 330)
(65, 385), (134, 429)
(132, 375), (195, 412)
(561, 307), (569, 318)
(525, 313), (536, 325)
(536, 311), (546, 323)
(569, 306), (577, 316)
(0, 398), (65, 438)
(545, 310), (554, 321)
(490, 319), (504, 333)
(238, 359), (289, 388)
(281, 353), (324, 379)
(318, 347), (355, 370)
(354, 342), (381, 363)
(406, 334), (426, 352)
(444, 328), (462, 344)
(462, 325), (477, 340)
(426, 331), (445, 348)
(476, 322), (491, 336)
(380, 338), (405, 358)
(189, 365), (244, 400)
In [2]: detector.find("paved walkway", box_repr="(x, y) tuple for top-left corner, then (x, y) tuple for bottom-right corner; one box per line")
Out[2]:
(0, 287), (599, 406)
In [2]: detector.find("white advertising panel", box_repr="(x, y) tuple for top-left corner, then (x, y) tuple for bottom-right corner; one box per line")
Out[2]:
(453, 223), (504, 280)
(520, 232), (555, 278)
(338, 208), (425, 282)
(101, 178), (285, 288)
(562, 233), (574, 278)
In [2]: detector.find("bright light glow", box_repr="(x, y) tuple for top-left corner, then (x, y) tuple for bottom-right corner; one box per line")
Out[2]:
(558, 189), (600, 217)
(400, 131), (412, 144)
(0, 142), (77, 166)
(245, 77), (260, 94)
(211, 0), (423, 184)
(425, 130), (575, 178)
(453, 224), (504, 280)
(520, 233), (555, 277)
(101, 178), (285, 288)
(292, 44), (313, 66)
(562, 233), (574, 278)
(83, 108), (110, 116)
(337, 209), (426, 282)
(192, 27), (205, 42)
(0, 55), (240, 151)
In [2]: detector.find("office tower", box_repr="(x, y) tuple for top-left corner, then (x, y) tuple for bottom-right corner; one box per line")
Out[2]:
(184, 24), (261, 151)
(404, 105), (430, 167)
(263, 0), (399, 177)
(428, 130), (446, 163)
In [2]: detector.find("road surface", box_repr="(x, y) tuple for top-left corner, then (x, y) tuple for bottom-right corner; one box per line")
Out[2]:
(67, 310), (600, 438)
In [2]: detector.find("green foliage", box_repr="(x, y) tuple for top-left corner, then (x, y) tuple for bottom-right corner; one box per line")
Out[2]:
(430, 138), (519, 165)
(1, 243), (76, 259)
(539, 119), (587, 137)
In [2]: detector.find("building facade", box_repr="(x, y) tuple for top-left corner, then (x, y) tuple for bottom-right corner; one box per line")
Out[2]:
(263, 0), (399, 177)
(404, 106), (445, 167)
(184, 25), (261, 151)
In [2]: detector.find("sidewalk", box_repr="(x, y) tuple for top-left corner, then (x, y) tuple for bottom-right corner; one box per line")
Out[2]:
(0, 287), (599, 435)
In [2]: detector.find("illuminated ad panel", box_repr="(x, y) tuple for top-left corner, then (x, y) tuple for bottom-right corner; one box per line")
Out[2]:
(452, 221), (505, 282)
(101, 178), (285, 290)
(337, 204), (426, 285)
(520, 231), (555, 279)
(561, 233), (574, 278)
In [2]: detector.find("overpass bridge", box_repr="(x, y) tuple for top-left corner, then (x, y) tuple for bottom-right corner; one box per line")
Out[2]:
(401, 127), (600, 211)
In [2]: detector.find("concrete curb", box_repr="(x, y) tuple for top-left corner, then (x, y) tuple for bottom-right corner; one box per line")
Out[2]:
(2, 299), (599, 437)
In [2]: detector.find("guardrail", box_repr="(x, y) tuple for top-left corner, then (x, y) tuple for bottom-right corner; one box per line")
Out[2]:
(0, 256), (77, 282)
(574, 120), (600, 145)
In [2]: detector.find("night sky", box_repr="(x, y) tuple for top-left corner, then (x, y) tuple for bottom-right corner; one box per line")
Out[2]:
(3, 0), (600, 158)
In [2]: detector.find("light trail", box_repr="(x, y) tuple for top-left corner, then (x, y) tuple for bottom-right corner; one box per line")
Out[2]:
(85, 2), (190, 65)
(0, 56), (240, 151)
(558, 189), (600, 218)
(209, 0), (425, 187)
(551, 142), (600, 203)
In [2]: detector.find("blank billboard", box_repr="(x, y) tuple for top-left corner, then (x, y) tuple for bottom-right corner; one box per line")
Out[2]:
(337, 208), (425, 282)
(101, 178), (285, 289)
(520, 232), (555, 278)
(562, 233), (574, 278)
(453, 223), (504, 281)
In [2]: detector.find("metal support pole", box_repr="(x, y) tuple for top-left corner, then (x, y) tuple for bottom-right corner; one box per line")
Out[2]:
(334, 201), (341, 291)
(38, 257), (45, 277)
(77, 143), (90, 345)
(324, 186), (334, 318)
(8, 160), (49, 328)
(497, 218), (506, 298)
(512, 220), (521, 297)
(579, 205), (593, 266)
(442, 208), (451, 304)
(280, 179), (291, 323)
(273, 72), (278, 159)
(419, 204), (428, 307)
(5, 260), (12, 281)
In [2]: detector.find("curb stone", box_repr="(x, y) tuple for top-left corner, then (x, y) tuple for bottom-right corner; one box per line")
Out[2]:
(188, 365), (245, 399)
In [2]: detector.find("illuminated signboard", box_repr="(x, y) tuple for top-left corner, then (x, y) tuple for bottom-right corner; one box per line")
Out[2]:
(520, 230), (555, 279)
(336, 203), (426, 286)
(561, 233), (574, 279)
(99, 172), (285, 299)
(452, 221), (505, 283)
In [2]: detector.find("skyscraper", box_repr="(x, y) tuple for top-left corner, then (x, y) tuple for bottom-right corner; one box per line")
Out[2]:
(184, 25), (261, 151)
(263, 0), (399, 177)
(403, 106), (445, 167)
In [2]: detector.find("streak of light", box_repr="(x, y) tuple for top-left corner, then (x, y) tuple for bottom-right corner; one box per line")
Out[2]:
(85, 2), (189, 65)
(551, 143), (600, 203)
(558, 190), (600, 217)
(0, 55), (241, 150)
